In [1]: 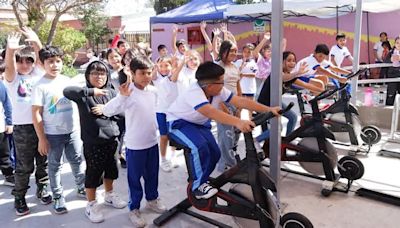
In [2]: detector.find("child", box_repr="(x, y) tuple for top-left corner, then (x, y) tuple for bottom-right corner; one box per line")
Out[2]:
(294, 44), (349, 91)
(117, 40), (130, 56)
(329, 33), (354, 67)
(167, 61), (280, 199)
(157, 44), (169, 58)
(63, 61), (127, 223)
(106, 48), (124, 90)
(32, 45), (85, 214)
(172, 25), (187, 61)
(102, 56), (166, 228)
(254, 33), (272, 98)
(257, 51), (310, 142)
(4, 28), (52, 216)
(152, 56), (179, 172)
(385, 36), (400, 105)
(235, 43), (259, 119)
(216, 40), (241, 172)
(0, 60), (14, 187)
(173, 49), (202, 94)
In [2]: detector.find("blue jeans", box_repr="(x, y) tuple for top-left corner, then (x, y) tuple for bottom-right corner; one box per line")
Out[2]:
(256, 102), (298, 142)
(216, 103), (240, 172)
(47, 131), (85, 198)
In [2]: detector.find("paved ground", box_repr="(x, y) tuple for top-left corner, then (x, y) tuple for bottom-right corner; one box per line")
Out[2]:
(1, 126), (399, 228)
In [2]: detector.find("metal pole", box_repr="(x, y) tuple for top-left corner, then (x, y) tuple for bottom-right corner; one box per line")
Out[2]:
(390, 94), (400, 139)
(270, 0), (283, 200)
(351, 0), (363, 104)
(336, 5), (339, 33)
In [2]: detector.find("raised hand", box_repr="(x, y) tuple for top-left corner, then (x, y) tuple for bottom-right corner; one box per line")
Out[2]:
(200, 21), (207, 30)
(119, 80), (133, 97)
(220, 23), (227, 33)
(7, 32), (25, 50)
(263, 32), (271, 41)
(172, 25), (178, 34)
(118, 25), (126, 35)
(212, 28), (221, 37)
(20, 27), (41, 44)
(297, 62), (308, 76)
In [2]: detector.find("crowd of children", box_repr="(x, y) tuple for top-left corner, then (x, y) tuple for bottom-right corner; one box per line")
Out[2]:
(0, 21), (387, 228)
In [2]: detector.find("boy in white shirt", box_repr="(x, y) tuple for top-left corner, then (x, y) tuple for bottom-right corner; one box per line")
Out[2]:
(102, 56), (167, 228)
(295, 44), (349, 92)
(329, 33), (353, 67)
(4, 28), (52, 216)
(167, 61), (280, 199)
(32, 46), (85, 215)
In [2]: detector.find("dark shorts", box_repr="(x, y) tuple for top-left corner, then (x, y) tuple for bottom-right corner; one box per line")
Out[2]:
(156, 112), (168, 136)
(83, 141), (119, 188)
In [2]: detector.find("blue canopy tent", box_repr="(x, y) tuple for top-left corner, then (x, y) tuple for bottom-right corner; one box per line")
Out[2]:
(150, 0), (234, 24)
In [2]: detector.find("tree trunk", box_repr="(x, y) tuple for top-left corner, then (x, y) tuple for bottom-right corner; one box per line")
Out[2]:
(11, 0), (24, 28)
(47, 13), (62, 45)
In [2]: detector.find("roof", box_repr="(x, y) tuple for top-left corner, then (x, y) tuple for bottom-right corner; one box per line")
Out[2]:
(150, 0), (234, 24)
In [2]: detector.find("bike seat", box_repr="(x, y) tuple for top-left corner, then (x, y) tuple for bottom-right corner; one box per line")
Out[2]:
(169, 137), (190, 151)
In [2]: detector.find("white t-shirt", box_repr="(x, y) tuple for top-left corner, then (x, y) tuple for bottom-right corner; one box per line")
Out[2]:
(295, 54), (331, 77)
(110, 70), (120, 92)
(153, 73), (178, 113)
(4, 67), (44, 125)
(329, 45), (351, 67)
(31, 75), (77, 134)
(235, 59), (258, 95)
(167, 83), (233, 125)
(177, 67), (197, 94)
(103, 84), (158, 150)
(218, 61), (240, 95)
(374, 41), (384, 61)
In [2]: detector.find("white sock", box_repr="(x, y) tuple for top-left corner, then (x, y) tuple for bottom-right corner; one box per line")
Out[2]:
(161, 156), (167, 162)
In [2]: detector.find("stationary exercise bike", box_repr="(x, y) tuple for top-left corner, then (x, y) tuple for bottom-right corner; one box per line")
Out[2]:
(295, 68), (381, 154)
(263, 84), (365, 197)
(154, 104), (313, 228)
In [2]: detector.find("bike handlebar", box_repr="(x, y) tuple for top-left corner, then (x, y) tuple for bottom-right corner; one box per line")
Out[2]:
(252, 102), (295, 126)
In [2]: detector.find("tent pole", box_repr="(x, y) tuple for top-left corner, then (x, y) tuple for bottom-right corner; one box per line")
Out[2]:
(366, 12), (371, 64)
(270, 0), (283, 200)
(351, 0), (363, 104)
(336, 5), (339, 33)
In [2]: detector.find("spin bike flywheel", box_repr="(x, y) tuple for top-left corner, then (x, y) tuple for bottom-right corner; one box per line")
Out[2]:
(298, 137), (338, 176)
(327, 113), (362, 143)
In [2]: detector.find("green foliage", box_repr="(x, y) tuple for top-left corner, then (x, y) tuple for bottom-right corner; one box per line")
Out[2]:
(234, 0), (268, 4)
(38, 21), (86, 55)
(62, 54), (79, 77)
(79, 5), (111, 48)
(151, 0), (189, 15)
(0, 33), (7, 48)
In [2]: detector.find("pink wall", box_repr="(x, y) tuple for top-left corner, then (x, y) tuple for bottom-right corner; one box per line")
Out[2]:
(150, 10), (400, 66)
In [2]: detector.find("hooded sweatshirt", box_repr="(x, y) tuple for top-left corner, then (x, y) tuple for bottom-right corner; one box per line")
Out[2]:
(63, 60), (121, 145)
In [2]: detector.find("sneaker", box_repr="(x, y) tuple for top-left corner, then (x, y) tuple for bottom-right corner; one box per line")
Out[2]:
(104, 191), (127, 209)
(129, 209), (146, 228)
(85, 201), (104, 223)
(160, 160), (172, 172)
(77, 187), (86, 198)
(146, 198), (167, 213)
(53, 196), (68, 214)
(193, 183), (218, 199)
(120, 157), (127, 169)
(14, 196), (30, 216)
(4, 175), (15, 187)
(36, 184), (53, 205)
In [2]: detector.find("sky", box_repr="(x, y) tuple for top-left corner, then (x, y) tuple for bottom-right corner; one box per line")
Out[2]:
(104, 0), (154, 16)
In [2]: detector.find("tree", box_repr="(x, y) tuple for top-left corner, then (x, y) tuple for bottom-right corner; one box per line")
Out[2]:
(151, 0), (189, 15)
(9, 0), (105, 45)
(79, 5), (112, 50)
(234, 0), (269, 3)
